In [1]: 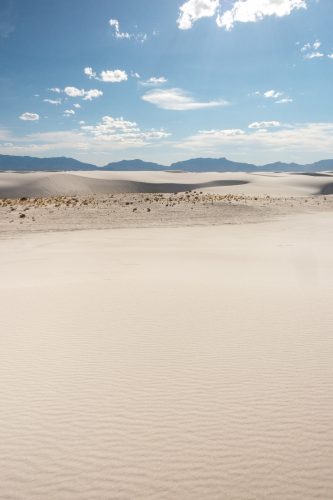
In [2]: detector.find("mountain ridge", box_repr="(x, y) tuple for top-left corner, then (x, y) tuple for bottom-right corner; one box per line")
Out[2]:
(0, 154), (333, 173)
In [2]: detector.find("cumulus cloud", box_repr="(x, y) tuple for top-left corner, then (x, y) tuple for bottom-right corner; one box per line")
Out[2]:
(63, 86), (103, 100)
(82, 89), (103, 101)
(81, 115), (170, 145)
(99, 70), (128, 83)
(49, 87), (61, 93)
(177, 0), (307, 31)
(19, 112), (39, 121)
(328, 54), (333, 59)
(84, 67), (96, 79)
(139, 76), (168, 86)
(264, 89), (283, 99)
(73, 103), (81, 109)
(84, 66), (128, 83)
(82, 116), (139, 134)
(64, 86), (85, 98)
(142, 88), (228, 110)
(109, 18), (147, 43)
(177, 0), (219, 30)
(217, 0), (307, 30)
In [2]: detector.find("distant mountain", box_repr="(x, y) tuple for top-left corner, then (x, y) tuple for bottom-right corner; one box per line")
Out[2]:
(0, 154), (332, 173)
(172, 157), (333, 173)
(104, 159), (166, 171)
(0, 155), (97, 171)
(305, 159), (333, 170)
(171, 157), (256, 172)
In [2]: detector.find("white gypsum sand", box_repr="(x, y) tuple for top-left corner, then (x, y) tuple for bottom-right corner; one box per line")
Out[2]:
(0, 170), (333, 198)
(1, 211), (333, 499)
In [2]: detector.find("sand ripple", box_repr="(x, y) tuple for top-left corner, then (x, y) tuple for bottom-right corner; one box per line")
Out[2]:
(1, 216), (333, 499)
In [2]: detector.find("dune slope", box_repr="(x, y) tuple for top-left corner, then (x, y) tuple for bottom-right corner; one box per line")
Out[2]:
(1, 170), (333, 198)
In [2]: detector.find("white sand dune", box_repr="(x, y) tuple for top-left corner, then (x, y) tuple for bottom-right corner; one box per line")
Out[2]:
(1, 170), (333, 198)
(1, 213), (333, 499)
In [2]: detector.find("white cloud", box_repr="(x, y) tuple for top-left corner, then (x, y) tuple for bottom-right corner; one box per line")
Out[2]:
(100, 70), (128, 83)
(84, 66), (128, 83)
(109, 19), (130, 39)
(139, 76), (168, 86)
(79, 115), (170, 147)
(177, 0), (219, 30)
(73, 103), (81, 109)
(49, 87), (61, 93)
(63, 86), (103, 101)
(254, 89), (292, 104)
(109, 18), (147, 43)
(177, 0), (307, 31)
(80, 116), (170, 146)
(264, 89), (283, 99)
(43, 98), (61, 105)
(82, 116), (139, 135)
(131, 71), (141, 79)
(82, 89), (103, 101)
(328, 54), (333, 59)
(304, 51), (324, 59)
(19, 112), (39, 121)
(301, 40), (324, 59)
(248, 121), (281, 129)
(0, 116), (161, 159)
(64, 86), (85, 97)
(64, 109), (75, 117)
(1, 113), (171, 158)
(84, 67), (96, 78)
(217, 0), (307, 31)
(142, 88), (228, 110)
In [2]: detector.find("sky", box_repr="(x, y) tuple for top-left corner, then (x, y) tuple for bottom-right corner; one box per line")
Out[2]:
(0, 0), (332, 166)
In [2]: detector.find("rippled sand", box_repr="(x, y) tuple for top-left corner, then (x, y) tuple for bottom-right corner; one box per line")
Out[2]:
(1, 212), (333, 499)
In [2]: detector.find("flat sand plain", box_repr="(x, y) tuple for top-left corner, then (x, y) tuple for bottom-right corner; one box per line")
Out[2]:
(1, 171), (333, 499)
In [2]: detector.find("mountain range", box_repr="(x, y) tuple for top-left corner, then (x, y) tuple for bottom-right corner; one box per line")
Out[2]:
(0, 154), (332, 173)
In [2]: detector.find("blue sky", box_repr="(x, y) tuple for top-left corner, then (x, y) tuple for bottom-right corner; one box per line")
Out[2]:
(0, 0), (332, 165)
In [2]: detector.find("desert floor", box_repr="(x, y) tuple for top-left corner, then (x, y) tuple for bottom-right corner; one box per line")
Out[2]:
(1, 172), (333, 499)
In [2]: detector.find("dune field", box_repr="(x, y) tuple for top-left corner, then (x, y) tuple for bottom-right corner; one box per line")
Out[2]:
(1, 170), (333, 198)
(1, 171), (333, 499)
